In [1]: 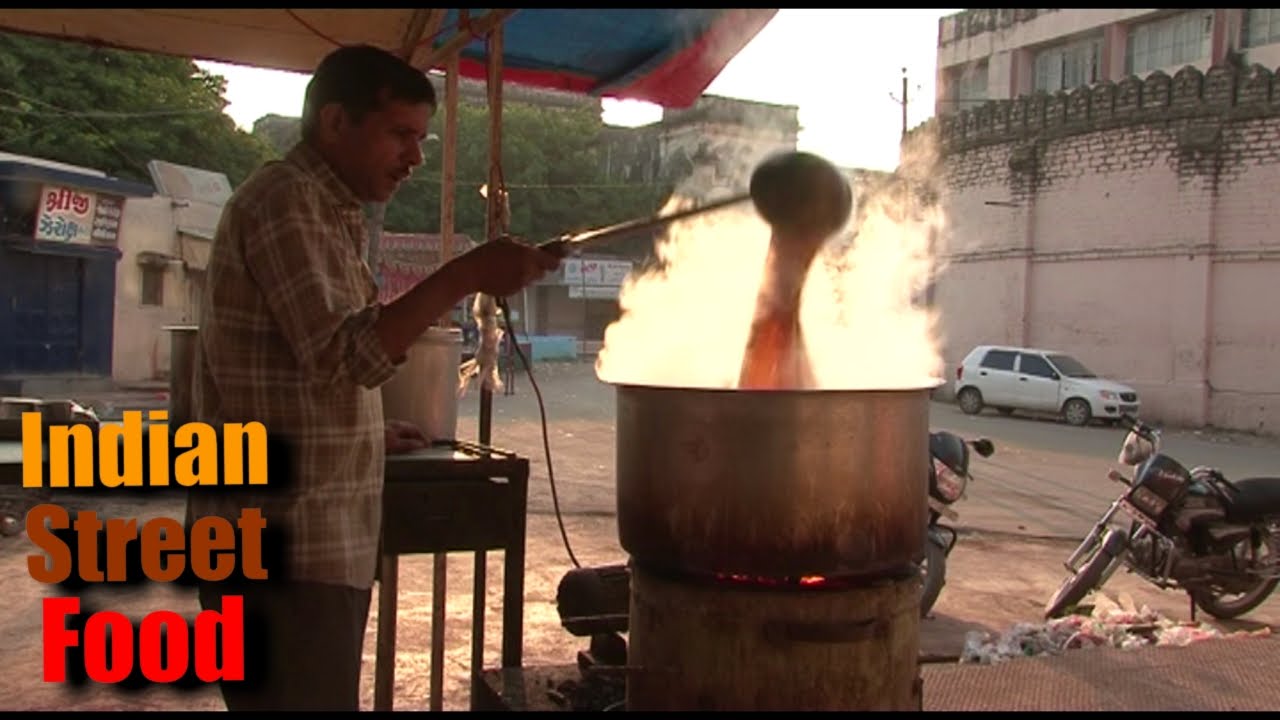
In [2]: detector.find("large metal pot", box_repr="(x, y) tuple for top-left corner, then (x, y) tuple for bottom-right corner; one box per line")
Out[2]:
(614, 383), (933, 579)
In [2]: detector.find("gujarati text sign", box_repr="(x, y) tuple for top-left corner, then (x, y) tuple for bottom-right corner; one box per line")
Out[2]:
(35, 185), (97, 244)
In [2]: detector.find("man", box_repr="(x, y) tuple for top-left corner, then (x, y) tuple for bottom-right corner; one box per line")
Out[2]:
(187, 45), (559, 710)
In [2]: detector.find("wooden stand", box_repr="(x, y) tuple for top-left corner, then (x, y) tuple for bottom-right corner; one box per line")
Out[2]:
(626, 567), (923, 711)
(372, 441), (530, 711)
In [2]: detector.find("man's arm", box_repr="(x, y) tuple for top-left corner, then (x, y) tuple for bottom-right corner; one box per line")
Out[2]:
(244, 182), (558, 386)
(242, 185), (413, 389)
(374, 258), (472, 362)
(376, 237), (562, 360)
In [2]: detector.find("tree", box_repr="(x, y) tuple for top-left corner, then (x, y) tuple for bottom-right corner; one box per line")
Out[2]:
(251, 114), (301, 158)
(252, 102), (674, 261)
(0, 31), (273, 186)
(387, 101), (673, 256)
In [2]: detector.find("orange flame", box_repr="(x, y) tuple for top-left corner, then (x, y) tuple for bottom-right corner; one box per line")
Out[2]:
(714, 572), (833, 588)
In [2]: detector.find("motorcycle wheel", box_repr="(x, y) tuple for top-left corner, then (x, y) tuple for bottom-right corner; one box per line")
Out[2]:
(1190, 532), (1279, 620)
(920, 541), (947, 618)
(1192, 578), (1280, 620)
(1044, 529), (1122, 619)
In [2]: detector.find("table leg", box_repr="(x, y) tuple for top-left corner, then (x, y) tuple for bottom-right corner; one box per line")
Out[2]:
(430, 553), (447, 711)
(470, 550), (487, 703)
(503, 467), (528, 668)
(374, 553), (398, 711)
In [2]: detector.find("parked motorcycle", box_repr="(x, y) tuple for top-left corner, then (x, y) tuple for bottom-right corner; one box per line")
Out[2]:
(1045, 414), (1280, 620)
(920, 431), (995, 617)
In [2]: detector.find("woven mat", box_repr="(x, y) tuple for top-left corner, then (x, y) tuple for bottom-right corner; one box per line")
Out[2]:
(922, 635), (1280, 711)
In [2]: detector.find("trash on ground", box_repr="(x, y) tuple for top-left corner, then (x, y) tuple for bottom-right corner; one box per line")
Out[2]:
(960, 592), (1273, 664)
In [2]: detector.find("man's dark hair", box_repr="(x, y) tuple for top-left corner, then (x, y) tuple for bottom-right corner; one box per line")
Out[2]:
(301, 44), (437, 139)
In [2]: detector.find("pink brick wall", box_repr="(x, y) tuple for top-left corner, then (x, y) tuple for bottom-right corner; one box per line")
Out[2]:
(929, 63), (1280, 434)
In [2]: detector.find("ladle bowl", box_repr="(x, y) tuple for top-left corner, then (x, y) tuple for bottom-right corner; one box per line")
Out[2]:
(749, 151), (853, 241)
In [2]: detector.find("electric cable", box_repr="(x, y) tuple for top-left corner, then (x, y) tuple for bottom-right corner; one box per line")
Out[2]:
(495, 295), (582, 569)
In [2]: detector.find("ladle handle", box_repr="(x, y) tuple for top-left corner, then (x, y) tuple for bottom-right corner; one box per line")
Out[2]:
(538, 237), (571, 259)
(536, 193), (752, 258)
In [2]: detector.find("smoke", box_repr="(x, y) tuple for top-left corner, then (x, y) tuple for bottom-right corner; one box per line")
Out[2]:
(596, 126), (948, 391)
(595, 194), (769, 389)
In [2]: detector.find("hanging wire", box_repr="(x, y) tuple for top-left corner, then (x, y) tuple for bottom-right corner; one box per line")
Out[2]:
(490, 148), (582, 570)
(285, 9), (344, 47)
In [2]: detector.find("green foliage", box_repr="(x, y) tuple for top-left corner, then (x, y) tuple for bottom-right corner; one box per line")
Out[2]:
(0, 31), (273, 186)
(384, 102), (672, 255)
(251, 101), (673, 260)
(250, 114), (301, 158)
(0, 29), (671, 260)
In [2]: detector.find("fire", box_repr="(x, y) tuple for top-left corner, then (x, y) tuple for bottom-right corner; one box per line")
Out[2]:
(595, 136), (947, 391)
(713, 572), (837, 589)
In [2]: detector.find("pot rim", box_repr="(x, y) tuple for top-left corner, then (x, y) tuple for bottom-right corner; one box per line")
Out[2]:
(605, 378), (944, 395)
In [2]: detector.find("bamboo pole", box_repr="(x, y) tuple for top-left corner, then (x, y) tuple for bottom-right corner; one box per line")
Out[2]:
(372, 16), (444, 713)
(418, 9), (516, 72)
(438, 52), (460, 327)
(427, 48), (460, 717)
(471, 22), (504, 702)
(478, 23), (503, 449)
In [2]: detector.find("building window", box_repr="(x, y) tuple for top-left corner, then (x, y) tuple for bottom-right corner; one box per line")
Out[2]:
(1033, 35), (1103, 93)
(1244, 9), (1280, 48)
(1126, 10), (1212, 75)
(141, 266), (165, 306)
(946, 61), (989, 113)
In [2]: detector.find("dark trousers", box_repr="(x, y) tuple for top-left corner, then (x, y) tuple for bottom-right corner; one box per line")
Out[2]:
(198, 579), (372, 711)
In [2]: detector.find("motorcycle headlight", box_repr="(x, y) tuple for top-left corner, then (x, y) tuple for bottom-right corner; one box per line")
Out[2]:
(933, 459), (968, 503)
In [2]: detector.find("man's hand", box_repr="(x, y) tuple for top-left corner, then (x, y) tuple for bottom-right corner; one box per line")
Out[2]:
(385, 419), (430, 455)
(375, 236), (561, 364)
(455, 237), (561, 298)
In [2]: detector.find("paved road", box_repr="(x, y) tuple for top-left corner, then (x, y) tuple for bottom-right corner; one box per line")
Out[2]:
(458, 362), (1280, 540)
(929, 401), (1280, 538)
(930, 401), (1280, 480)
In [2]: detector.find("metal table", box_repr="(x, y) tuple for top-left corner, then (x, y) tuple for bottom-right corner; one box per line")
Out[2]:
(0, 427), (530, 711)
(378, 440), (530, 711)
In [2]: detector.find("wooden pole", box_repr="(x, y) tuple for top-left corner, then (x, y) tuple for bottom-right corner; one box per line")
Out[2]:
(371, 15), (443, 712)
(429, 46), (459, 717)
(417, 9), (515, 72)
(438, 53), (460, 327)
(478, 24), (503, 449)
(901, 67), (909, 138)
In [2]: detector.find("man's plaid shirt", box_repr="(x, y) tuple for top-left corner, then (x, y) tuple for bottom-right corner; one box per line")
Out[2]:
(187, 141), (401, 590)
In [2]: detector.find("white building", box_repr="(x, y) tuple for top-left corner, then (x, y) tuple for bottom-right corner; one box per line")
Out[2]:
(936, 9), (1280, 115)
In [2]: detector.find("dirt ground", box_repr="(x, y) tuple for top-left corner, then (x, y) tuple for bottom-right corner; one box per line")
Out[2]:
(1, 362), (1276, 710)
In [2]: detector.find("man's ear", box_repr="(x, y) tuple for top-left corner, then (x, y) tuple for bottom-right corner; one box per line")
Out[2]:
(315, 103), (349, 143)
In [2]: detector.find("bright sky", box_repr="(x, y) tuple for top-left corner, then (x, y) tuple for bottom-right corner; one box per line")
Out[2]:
(197, 9), (958, 173)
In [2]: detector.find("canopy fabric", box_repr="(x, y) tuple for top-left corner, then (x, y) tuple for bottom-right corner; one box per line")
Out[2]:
(0, 8), (776, 108)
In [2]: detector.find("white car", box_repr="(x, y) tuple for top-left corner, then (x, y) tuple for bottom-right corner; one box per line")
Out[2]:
(953, 345), (1141, 427)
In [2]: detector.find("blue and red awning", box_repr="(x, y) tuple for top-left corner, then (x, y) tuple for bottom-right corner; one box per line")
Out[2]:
(0, 9), (777, 109)
(443, 9), (777, 107)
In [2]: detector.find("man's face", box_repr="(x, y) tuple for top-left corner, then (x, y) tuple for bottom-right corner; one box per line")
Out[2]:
(328, 95), (432, 203)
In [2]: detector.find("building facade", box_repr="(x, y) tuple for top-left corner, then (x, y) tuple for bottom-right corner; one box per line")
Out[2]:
(0, 153), (152, 394)
(936, 9), (1280, 115)
(928, 63), (1280, 435)
(107, 160), (230, 385)
(928, 10), (1280, 435)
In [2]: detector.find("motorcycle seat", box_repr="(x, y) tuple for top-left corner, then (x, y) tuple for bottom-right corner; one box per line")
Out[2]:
(1223, 477), (1280, 523)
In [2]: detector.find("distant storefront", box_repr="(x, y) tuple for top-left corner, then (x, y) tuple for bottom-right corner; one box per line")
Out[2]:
(0, 157), (152, 388)
(534, 256), (634, 341)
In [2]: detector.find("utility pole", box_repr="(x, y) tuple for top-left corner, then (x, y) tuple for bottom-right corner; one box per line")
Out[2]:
(902, 67), (908, 138)
(888, 67), (920, 138)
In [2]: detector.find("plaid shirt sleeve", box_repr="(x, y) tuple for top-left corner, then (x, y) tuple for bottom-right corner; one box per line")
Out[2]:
(241, 183), (400, 390)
